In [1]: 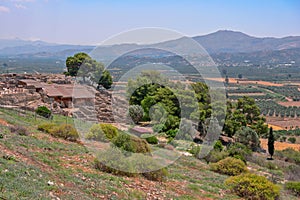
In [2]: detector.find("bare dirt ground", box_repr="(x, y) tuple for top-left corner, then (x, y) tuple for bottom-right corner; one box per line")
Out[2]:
(266, 117), (300, 129)
(0, 118), (9, 126)
(204, 78), (284, 86)
(278, 101), (300, 107)
(228, 92), (265, 96)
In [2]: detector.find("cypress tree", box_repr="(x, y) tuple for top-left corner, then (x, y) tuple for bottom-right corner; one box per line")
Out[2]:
(268, 127), (275, 160)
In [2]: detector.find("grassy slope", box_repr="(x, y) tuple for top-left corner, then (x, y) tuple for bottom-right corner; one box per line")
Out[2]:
(0, 108), (297, 200)
(0, 108), (241, 200)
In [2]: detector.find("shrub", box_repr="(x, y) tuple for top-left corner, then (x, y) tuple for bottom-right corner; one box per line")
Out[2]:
(189, 144), (201, 157)
(94, 148), (136, 177)
(288, 137), (296, 144)
(95, 147), (167, 181)
(285, 181), (300, 197)
(0, 133), (3, 139)
(175, 118), (194, 141)
(227, 143), (252, 164)
(204, 149), (229, 163)
(129, 154), (168, 181)
(37, 123), (56, 133)
(141, 134), (158, 144)
(128, 105), (144, 124)
(247, 155), (279, 170)
(213, 140), (223, 151)
(284, 164), (300, 181)
(225, 173), (280, 200)
(86, 123), (118, 142)
(112, 132), (151, 154)
(152, 124), (164, 133)
(40, 123), (79, 142)
(275, 148), (300, 165)
(166, 128), (178, 138)
(100, 124), (118, 139)
(234, 127), (260, 151)
(9, 125), (29, 136)
(36, 106), (51, 118)
(142, 167), (168, 182)
(210, 157), (248, 176)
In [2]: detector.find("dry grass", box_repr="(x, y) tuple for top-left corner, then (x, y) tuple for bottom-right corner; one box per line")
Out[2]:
(266, 117), (300, 130)
(278, 101), (300, 107)
(267, 124), (284, 131)
(260, 139), (300, 151)
(204, 77), (283, 86)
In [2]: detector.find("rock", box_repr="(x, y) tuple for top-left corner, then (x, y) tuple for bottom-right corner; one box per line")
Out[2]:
(47, 180), (55, 186)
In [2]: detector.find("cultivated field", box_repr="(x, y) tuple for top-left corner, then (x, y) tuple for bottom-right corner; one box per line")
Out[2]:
(278, 101), (300, 107)
(260, 139), (300, 151)
(266, 117), (300, 130)
(204, 77), (284, 86)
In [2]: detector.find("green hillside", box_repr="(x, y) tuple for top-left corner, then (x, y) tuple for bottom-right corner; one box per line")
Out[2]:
(0, 108), (298, 200)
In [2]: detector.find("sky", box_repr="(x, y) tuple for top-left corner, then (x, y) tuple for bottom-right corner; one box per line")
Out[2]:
(0, 0), (300, 45)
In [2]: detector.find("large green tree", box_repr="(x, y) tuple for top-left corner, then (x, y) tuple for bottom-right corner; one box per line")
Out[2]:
(126, 71), (210, 138)
(235, 126), (260, 151)
(65, 52), (112, 89)
(98, 70), (113, 89)
(223, 96), (267, 137)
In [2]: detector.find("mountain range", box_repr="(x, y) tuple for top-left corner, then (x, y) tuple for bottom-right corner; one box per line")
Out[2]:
(0, 30), (300, 67)
(1, 30), (300, 55)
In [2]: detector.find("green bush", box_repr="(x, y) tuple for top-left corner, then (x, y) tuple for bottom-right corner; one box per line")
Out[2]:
(50, 124), (79, 142)
(141, 134), (158, 144)
(142, 167), (168, 182)
(189, 144), (201, 157)
(275, 148), (300, 165)
(152, 124), (164, 133)
(225, 173), (280, 200)
(210, 157), (248, 176)
(175, 118), (194, 141)
(285, 181), (300, 197)
(112, 132), (151, 154)
(213, 140), (223, 151)
(234, 126), (260, 151)
(100, 124), (118, 139)
(166, 128), (178, 138)
(204, 149), (229, 163)
(37, 123), (56, 133)
(94, 148), (136, 177)
(95, 147), (167, 181)
(288, 137), (296, 144)
(36, 106), (51, 118)
(128, 105), (144, 124)
(38, 123), (79, 142)
(227, 143), (252, 164)
(86, 123), (118, 142)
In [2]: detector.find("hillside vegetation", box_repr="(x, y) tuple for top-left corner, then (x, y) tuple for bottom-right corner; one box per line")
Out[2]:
(0, 107), (299, 199)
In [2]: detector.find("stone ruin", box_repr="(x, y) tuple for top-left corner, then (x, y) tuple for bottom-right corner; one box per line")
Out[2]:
(0, 73), (124, 123)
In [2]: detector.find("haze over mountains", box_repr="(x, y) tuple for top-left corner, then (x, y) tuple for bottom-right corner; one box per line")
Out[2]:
(194, 30), (300, 53)
(0, 30), (300, 65)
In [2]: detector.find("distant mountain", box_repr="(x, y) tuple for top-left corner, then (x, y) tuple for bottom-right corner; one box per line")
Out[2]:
(0, 38), (94, 58)
(193, 30), (300, 53)
(1, 30), (300, 66)
(0, 38), (52, 49)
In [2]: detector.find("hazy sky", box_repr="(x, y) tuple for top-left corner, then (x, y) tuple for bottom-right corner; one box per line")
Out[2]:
(0, 0), (299, 45)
